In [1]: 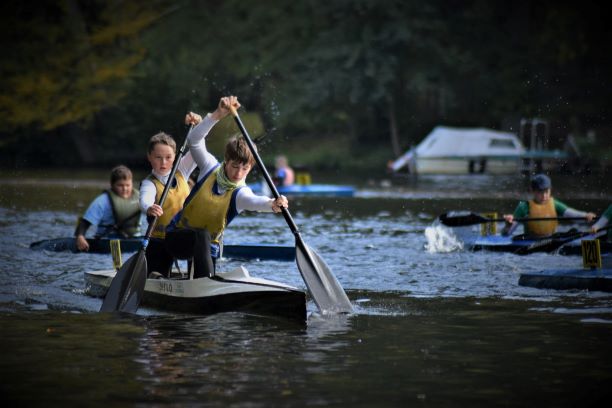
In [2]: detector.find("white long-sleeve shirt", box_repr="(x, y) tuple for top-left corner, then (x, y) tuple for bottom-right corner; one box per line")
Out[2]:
(139, 148), (197, 213)
(187, 113), (274, 213)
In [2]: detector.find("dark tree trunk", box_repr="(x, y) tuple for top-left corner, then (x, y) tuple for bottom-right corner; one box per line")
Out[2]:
(388, 96), (401, 157)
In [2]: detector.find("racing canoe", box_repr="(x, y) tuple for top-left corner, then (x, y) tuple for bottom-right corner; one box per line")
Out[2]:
(85, 266), (307, 321)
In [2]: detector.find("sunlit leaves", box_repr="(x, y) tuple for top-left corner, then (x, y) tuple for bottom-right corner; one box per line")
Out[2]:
(0, 0), (168, 132)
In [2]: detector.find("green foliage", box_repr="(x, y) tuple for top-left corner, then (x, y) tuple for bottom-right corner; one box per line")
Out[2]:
(1, 0), (610, 172)
(206, 112), (265, 158)
(0, 0), (168, 131)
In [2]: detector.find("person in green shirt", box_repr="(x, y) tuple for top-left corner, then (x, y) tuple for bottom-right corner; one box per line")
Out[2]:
(502, 174), (596, 237)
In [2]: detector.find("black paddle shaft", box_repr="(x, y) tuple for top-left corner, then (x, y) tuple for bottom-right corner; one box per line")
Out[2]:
(517, 224), (612, 255)
(230, 113), (298, 234)
(440, 212), (598, 227)
(230, 106), (353, 313)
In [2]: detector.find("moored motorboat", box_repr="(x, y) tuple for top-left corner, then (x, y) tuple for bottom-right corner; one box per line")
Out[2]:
(85, 266), (307, 321)
(30, 236), (295, 261)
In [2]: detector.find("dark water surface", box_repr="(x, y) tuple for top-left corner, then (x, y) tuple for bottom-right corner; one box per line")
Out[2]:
(1, 171), (612, 407)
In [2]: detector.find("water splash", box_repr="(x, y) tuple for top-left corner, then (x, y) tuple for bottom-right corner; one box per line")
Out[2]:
(423, 225), (463, 253)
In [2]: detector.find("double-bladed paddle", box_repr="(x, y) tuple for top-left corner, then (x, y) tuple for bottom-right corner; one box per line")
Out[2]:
(229, 106), (353, 314)
(515, 225), (612, 255)
(439, 211), (597, 227)
(100, 125), (193, 313)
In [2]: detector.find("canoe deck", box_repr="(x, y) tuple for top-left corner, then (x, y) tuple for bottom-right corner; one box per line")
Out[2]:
(85, 267), (307, 321)
(518, 268), (612, 292)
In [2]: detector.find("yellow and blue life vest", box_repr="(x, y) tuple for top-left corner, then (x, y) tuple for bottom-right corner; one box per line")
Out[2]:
(170, 164), (243, 244)
(525, 199), (558, 237)
(147, 172), (190, 239)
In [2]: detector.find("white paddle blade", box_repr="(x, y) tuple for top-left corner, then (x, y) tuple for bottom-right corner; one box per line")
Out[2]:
(296, 243), (353, 314)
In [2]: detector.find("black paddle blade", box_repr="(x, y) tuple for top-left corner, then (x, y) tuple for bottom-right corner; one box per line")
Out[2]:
(438, 212), (489, 227)
(296, 243), (353, 314)
(99, 250), (147, 313)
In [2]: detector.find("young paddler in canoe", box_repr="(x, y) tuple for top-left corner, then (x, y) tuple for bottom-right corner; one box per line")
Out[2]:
(274, 155), (295, 187)
(139, 129), (199, 278)
(164, 96), (289, 279)
(502, 174), (596, 237)
(74, 165), (143, 252)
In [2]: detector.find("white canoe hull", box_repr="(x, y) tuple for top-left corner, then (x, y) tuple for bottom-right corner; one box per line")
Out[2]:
(416, 158), (520, 175)
(85, 266), (307, 321)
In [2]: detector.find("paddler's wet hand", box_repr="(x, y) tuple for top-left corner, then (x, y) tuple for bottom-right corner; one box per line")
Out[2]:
(503, 214), (514, 224)
(147, 204), (164, 218)
(212, 96), (241, 121)
(76, 235), (89, 252)
(585, 212), (596, 223)
(185, 112), (202, 126)
(271, 196), (288, 213)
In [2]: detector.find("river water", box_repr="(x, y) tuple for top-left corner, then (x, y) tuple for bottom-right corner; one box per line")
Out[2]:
(1, 171), (612, 407)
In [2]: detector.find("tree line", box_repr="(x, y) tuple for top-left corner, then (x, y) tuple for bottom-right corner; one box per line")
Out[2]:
(1, 0), (609, 170)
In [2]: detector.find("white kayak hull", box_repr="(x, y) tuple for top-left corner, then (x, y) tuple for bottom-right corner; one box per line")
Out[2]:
(85, 266), (307, 321)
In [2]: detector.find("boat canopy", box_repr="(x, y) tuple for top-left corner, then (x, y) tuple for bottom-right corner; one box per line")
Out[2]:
(389, 126), (525, 172)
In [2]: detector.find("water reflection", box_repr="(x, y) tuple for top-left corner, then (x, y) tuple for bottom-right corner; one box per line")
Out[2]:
(2, 173), (612, 405)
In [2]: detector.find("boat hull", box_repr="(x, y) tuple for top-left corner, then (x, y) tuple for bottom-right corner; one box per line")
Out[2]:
(30, 237), (295, 261)
(518, 268), (612, 292)
(465, 234), (611, 256)
(416, 157), (520, 175)
(85, 267), (307, 321)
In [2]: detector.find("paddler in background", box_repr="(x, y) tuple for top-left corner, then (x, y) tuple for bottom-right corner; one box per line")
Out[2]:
(274, 155), (295, 186)
(139, 130), (198, 278)
(164, 96), (288, 279)
(74, 165), (142, 251)
(591, 204), (612, 241)
(502, 173), (596, 237)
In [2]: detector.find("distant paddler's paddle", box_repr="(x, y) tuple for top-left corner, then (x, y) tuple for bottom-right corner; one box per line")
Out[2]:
(439, 211), (597, 227)
(229, 105), (353, 314)
(100, 125), (193, 313)
(514, 225), (612, 255)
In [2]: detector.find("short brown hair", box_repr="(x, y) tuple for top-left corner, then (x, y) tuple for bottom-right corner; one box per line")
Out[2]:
(110, 165), (132, 184)
(148, 132), (176, 154)
(224, 136), (255, 166)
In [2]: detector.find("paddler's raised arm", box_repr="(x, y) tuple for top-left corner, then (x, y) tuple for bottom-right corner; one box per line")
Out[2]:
(186, 96), (241, 176)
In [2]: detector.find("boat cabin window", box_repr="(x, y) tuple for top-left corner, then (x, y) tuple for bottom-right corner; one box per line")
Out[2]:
(489, 139), (516, 149)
